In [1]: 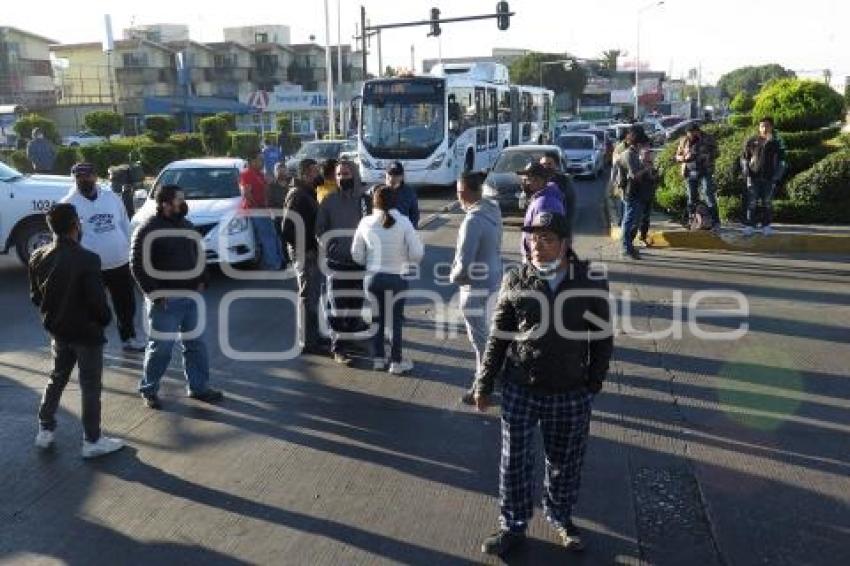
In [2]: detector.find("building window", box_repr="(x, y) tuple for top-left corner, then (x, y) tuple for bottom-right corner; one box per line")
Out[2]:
(122, 52), (149, 67)
(255, 32), (268, 44)
(214, 54), (237, 68)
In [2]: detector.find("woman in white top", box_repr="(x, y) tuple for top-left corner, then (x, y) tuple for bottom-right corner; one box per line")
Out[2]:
(351, 185), (424, 374)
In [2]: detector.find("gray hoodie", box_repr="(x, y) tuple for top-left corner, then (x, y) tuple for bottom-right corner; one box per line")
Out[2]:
(316, 181), (370, 267)
(450, 198), (503, 291)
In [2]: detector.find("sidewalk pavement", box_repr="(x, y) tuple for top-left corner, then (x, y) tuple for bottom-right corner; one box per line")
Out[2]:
(609, 205), (850, 253)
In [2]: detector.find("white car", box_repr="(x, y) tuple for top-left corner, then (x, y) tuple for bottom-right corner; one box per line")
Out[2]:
(131, 158), (257, 265)
(0, 161), (79, 263)
(556, 133), (604, 178)
(63, 131), (122, 147)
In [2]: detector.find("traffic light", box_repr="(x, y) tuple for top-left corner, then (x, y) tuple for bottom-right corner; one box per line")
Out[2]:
(496, 1), (510, 30)
(430, 8), (441, 37)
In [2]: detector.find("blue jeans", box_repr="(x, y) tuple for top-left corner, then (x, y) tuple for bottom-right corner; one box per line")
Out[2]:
(367, 273), (408, 363)
(746, 178), (776, 227)
(252, 216), (282, 270)
(621, 195), (645, 254)
(686, 172), (719, 224)
(139, 297), (210, 396)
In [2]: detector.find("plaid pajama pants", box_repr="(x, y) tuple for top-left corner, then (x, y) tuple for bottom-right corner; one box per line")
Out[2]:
(499, 381), (593, 532)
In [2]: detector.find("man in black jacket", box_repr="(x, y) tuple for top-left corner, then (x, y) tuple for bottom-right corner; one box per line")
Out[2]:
(474, 211), (613, 557)
(130, 184), (223, 410)
(539, 151), (576, 228)
(281, 158), (326, 355)
(741, 116), (786, 236)
(29, 203), (125, 459)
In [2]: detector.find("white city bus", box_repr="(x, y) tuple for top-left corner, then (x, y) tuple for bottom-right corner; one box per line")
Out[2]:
(357, 63), (554, 186)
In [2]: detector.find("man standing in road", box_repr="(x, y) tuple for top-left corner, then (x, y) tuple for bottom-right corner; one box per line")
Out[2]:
(616, 128), (653, 259)
(518, 162), (565, 263)
(676, 123), (719, 229)
(741, 116), (786, 236)
(282, 159), (326, 355)
(29, 203), (125, 459)
(473, 211), (613, 557)
(62, 162), (145, 352)
(26, 128), (56, 173)
(451, 171), (503, 405)
(385, 161), (420, 229)
(539, 151), (576, 228)
(130, 185), (224, 410)
(317, 160), (371, 365)
(241, 152), (282, 270)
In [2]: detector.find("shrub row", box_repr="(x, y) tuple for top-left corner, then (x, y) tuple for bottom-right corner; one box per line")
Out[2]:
(778, 126), (842, 150)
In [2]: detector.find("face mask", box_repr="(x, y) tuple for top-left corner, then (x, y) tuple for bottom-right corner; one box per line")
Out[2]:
(78, 180), (96, 197)
(532, 259), (561, 276)
(339, 178), (355, 191)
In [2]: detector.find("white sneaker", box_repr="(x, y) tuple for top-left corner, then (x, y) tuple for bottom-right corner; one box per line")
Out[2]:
(81, 436), (125, 459)
(122, 338), (146, 352)
(388, 359), (414, 375)
(742, 226), (755, 237)
(373, 358), (387, 371)
(35, 428), (55, 449)
(762, 225), (774, 236)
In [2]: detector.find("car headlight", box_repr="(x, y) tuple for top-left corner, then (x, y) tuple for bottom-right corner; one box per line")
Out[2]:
(227, 217), (249, 235)
(483, 183), (498, 197)
(427, 152), (446, 170)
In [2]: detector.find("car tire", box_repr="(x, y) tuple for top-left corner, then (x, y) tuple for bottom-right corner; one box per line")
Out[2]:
(15, 218), (52, 265)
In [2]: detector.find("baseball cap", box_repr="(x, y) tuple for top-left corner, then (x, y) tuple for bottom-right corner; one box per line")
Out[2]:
(386, 161), (404, 176)
(515, 162), (550, 178)
(521, 211), (571, 239)
(70, 162), (95, 176)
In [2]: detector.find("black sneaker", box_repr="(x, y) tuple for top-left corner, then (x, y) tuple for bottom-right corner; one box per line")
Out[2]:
(557, 520), (586, 551)
(461, 388), (475, 406)
(141, 394), (162, 410)
(189, 388), (224, 404)
(481, 530), (526, 556)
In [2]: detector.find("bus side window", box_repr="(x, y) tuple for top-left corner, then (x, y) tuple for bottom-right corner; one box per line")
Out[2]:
(448, 95), (461, 134)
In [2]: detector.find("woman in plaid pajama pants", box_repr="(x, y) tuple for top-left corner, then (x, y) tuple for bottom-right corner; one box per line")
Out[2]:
(473, 211), (613, 558)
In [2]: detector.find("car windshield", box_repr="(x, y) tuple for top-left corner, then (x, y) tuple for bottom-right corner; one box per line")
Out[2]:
(557, 136), (594, 150)
(342, 140), (357, 153)
(296, 143), (342, 160)
(492, 151), (547, 173)
(154, 167), (240, 200)
(0, 161), (23, 181)
(582, 130), (605, 143)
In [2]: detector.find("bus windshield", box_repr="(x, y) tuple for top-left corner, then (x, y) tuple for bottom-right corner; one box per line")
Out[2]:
(361, 79), (445, 159)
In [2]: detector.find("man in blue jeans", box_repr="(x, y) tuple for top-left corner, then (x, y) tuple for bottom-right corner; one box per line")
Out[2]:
(130, 184), (224, 410)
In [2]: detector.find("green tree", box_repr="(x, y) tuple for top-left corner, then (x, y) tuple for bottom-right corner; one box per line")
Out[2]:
(753, 78), (845, 132)
(12, 114), (61, 144)
(729, 92), (755, 113)
(717, 64), (795, 100)
(215, 112), (237, 131)
(83, 110), (123, 139)
(844, 83), (850, 108)
(144, 115), (178, 143)
(509, 52), (587, 108)
(199, 116), (230, 156)
(600, 49), (621, 71)
(384, 66), (397, 78)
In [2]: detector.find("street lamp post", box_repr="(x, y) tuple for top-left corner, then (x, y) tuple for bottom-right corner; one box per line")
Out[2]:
(635, 1), (664, 119)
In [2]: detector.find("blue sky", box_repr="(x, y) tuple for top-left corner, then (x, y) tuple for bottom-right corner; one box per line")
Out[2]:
(11, 0), (850, 89)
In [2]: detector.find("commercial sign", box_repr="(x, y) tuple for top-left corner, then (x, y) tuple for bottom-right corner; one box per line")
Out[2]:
(610, 89), (634, 104)
(242, 85), (327, 112)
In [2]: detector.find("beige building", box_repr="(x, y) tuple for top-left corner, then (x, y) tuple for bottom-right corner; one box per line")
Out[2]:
(124, 24), (189, 44)
(224, 25), (291, 47)
(165, 40), (215, 97)
(0, 26), (57, 109)
(207, 42), (255, 101)
(252, 43), (294, 92)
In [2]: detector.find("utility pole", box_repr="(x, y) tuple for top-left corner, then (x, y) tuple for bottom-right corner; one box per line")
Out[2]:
(696, 63), (702, 114)
(410, 44), (415, 73)
(324, 0), (335, 137)
(377, 30), (383, 78)
(361, 6), (368, 77)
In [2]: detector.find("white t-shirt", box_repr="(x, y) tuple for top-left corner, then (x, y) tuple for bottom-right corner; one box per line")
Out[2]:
(61, 186), (131, 270)
(351, 209), (424, 275)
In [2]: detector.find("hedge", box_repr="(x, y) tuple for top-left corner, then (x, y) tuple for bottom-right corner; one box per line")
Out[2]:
(199, 116), (230, 156)
(168, 133), (205, 158)
(9, 150), (32, 173)
(13, 114), (61, 144)
(728, 114), (752, 128)
(79, 140), (139, 177)
(54, 146), (80, 175)
(753, 79), (846, 132)
(144, 115), (178, 143)
(729, 92), (755, 113)
(779, 126), (843, 150)
(786, 150), (850, 206)
(229, 132), (260, 159)
(785, 145), (835, 177)
(138, 143), (179, 175)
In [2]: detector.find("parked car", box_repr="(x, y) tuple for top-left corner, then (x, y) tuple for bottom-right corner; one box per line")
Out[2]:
(659, 118), (703, 145)
(131, 158), (257, 265)
(482, 144), (564, 215)
(0, 161), (80, 263)
(63, 130), (122, 147)
(556, 133), (604, 178)
(579, 128), (615, 166)
(337, 139), (359, 163)
(285, 140), (350, 178)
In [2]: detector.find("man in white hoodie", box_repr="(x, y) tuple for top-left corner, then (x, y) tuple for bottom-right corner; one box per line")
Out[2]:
(62, 162), (145, 352)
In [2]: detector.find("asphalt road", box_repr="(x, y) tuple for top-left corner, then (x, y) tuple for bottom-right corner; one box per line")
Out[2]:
(1, 173), (848, 565)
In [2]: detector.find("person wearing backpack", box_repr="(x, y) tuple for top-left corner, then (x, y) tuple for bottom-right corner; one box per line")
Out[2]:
(676, 123), (719, 230)
(740, 117), (786, 236)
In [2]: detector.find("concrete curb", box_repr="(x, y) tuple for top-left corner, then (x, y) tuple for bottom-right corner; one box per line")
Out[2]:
(419, 201), (460, 229)
(609, 224), (850, 254)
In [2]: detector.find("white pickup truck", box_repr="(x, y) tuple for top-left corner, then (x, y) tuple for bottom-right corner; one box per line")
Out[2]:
(0, 161), (76, 263)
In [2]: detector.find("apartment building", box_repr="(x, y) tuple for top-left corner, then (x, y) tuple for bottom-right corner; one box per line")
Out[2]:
(206, 41), (255, 101)
(124, 24), (189, 44)
(224, 25), (291, 47)
(0, 26), (57, 109)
